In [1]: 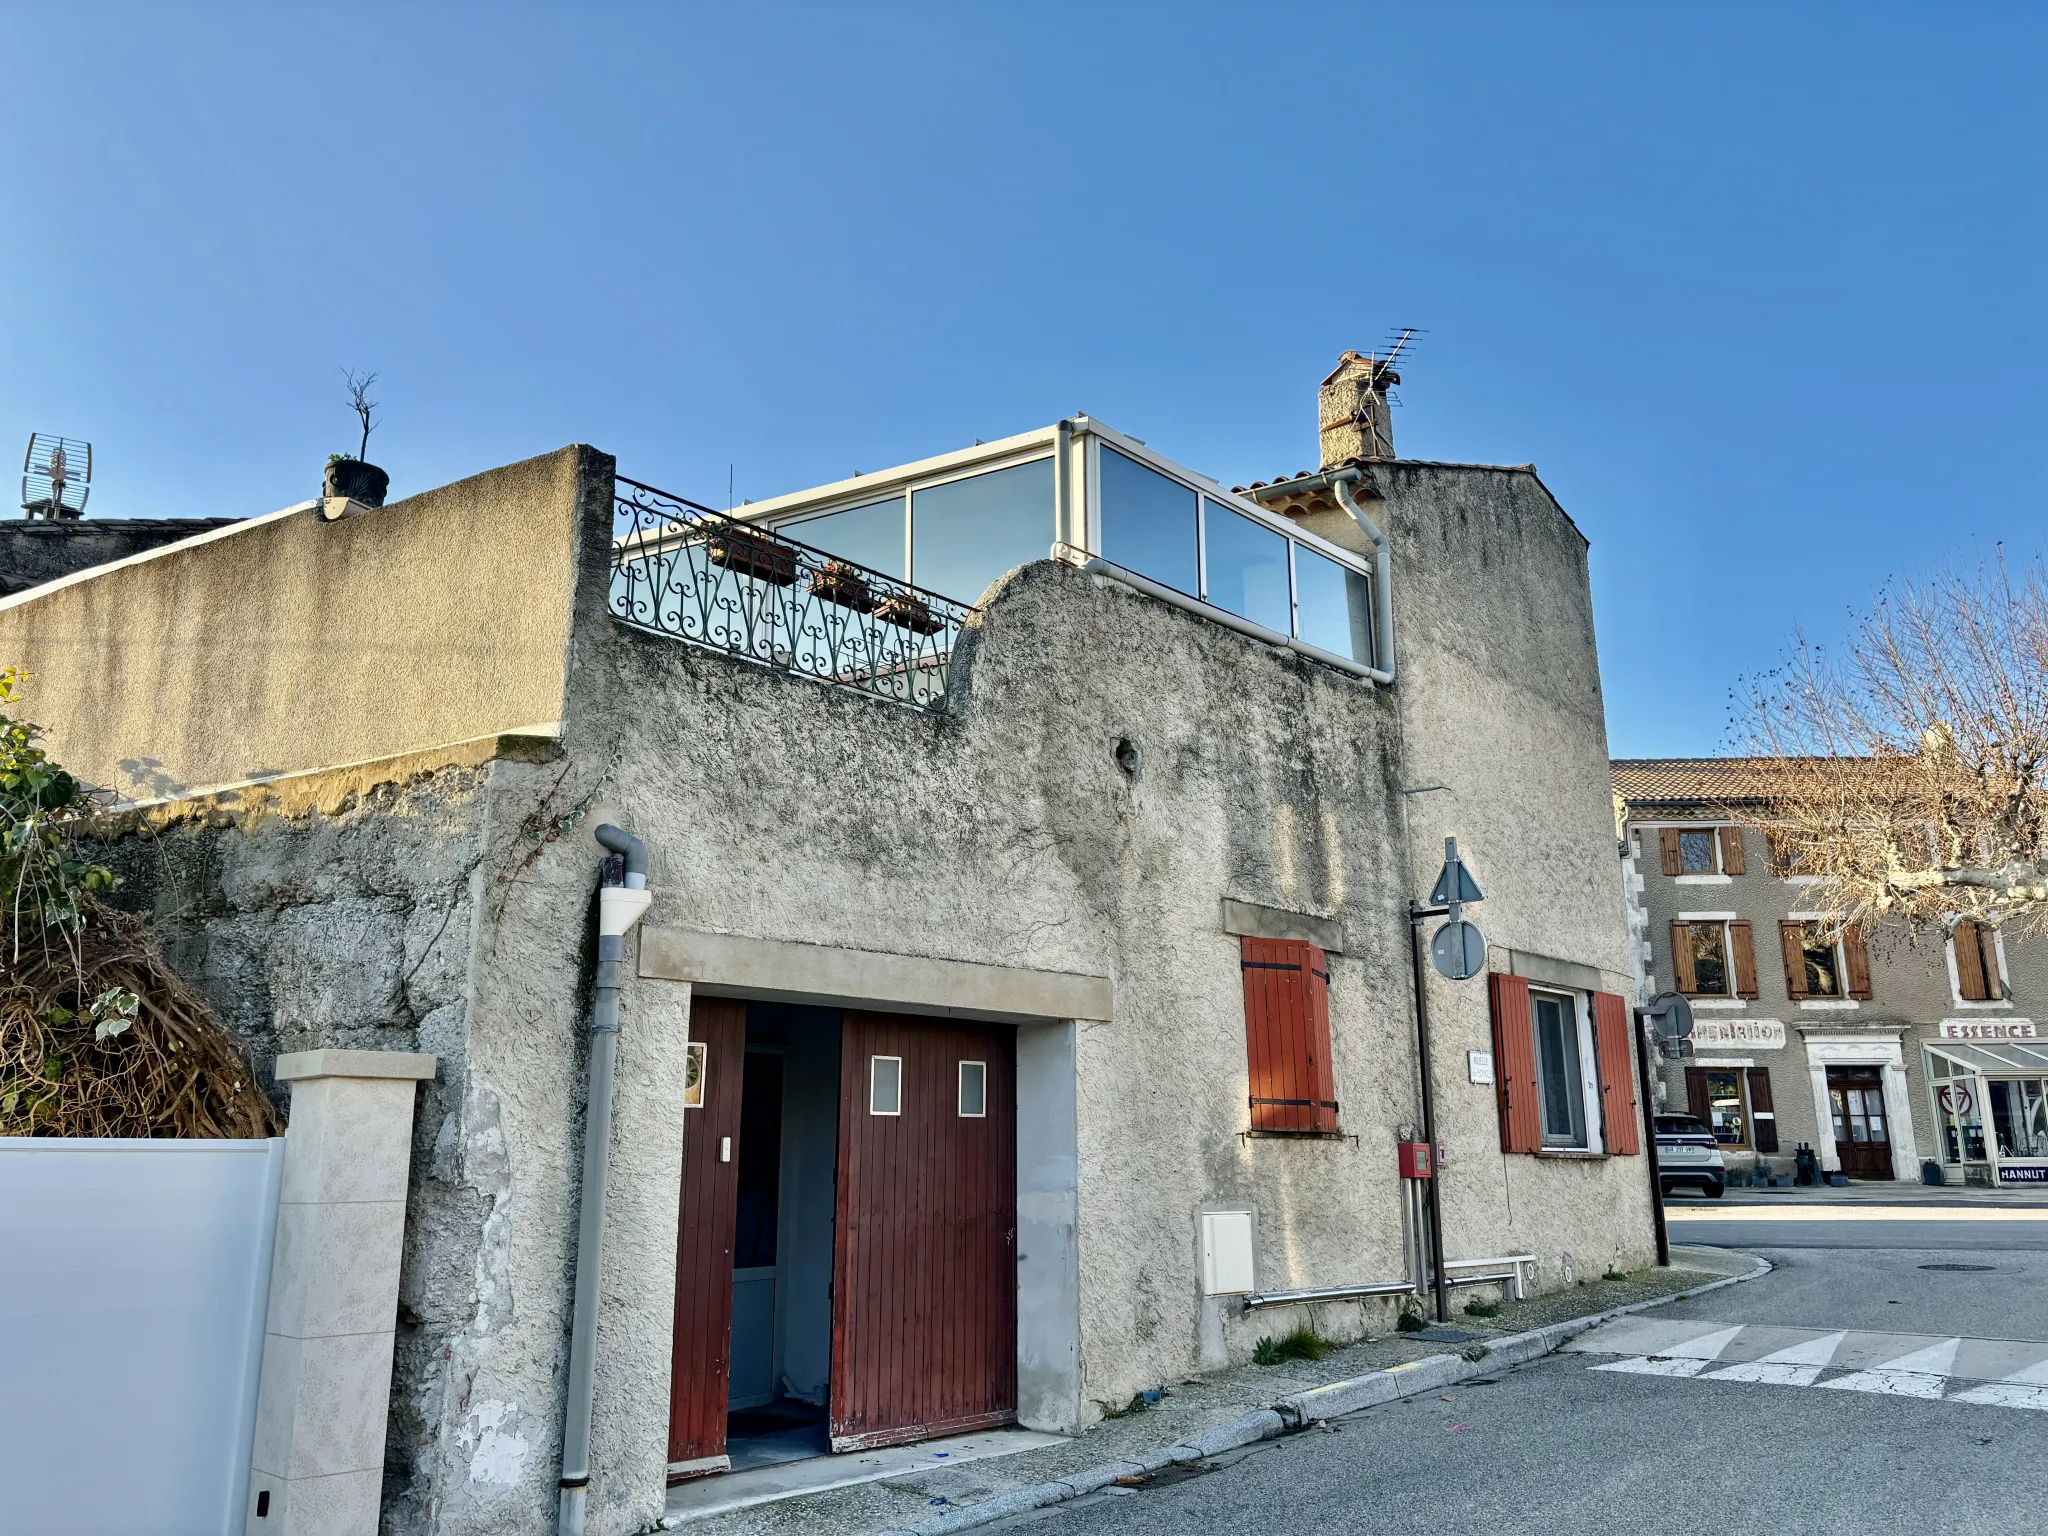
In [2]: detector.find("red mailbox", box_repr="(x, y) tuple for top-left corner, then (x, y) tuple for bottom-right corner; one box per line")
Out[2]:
(1398, 1140), (1433, 1179)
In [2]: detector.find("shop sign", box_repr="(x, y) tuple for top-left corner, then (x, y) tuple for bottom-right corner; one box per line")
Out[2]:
(1939, 1019), (2038, 1041)
(1996, 1164), (2048, 1185)
(1689, 1019), (1786, 1049)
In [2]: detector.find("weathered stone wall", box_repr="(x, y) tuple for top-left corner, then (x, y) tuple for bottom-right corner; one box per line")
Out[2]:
(0, 517), (241, 597)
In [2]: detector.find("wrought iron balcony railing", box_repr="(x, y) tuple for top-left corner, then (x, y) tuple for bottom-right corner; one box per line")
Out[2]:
(610, 477), (976, 708)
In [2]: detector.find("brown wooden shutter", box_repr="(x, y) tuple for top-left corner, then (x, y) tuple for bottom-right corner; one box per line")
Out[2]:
(1746, 1067), (1779, 1153)
(1659, 828), (1683, 876)
(1669, 921), (1698, 994)
(1843, 922), (1873, 1000)
(1240, 937), (1338, 1132)
(1488, 972), (1543, 1154)
(1954, 919), (1988, 1001)
(1684, 1067), (1712, 1128)
(1591, 990), (1640, 1155)
(1718, 826), (1745, 875)
(1729, 921), (1759, 999)
(1766, 830), (1790, 876)
(1780, 921), (1809, 999)
(1978, 923), (2004, 1000)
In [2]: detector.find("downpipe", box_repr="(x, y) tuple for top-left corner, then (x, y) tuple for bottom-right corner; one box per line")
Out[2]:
(559, 824), (653, 1536)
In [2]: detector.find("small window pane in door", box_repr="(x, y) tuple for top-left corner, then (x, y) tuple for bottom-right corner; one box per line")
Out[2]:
(910, 458), (1055, 603)
(869, 1055), (902, 1116)
(958, 1060), (987, 1118)
(1202, 502), (1291, 635)
(1098, 446), (1199, 596)
(1292, 544), (1372, 662)
(782, 494), (906, 579)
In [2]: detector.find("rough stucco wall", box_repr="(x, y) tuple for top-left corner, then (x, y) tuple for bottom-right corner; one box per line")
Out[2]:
(1293, 464), (1655, 1284)
(0, 448), (584, 799)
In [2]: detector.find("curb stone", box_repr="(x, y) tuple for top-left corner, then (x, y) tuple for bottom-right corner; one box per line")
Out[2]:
(879, 1253), (1772, 1536)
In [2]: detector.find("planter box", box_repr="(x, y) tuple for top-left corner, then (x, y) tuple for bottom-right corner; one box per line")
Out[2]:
(706, 526), (799, 586)
(876, 592), (944, 635)
(810, 562), (878, 613)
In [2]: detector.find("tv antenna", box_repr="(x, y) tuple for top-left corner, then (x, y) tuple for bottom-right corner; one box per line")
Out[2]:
(21, 434), (91, 520)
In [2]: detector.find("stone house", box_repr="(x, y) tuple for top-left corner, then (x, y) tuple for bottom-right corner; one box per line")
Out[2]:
(1615, 759), (2048, 1189)
(1, 358), (1651, 1534)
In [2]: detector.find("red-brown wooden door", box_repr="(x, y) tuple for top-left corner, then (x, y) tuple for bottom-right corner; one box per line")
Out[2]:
(1827, 1067), (1894, 1180)
(829, 1012), (1017, 1452)
(668, 998), (747, 1475)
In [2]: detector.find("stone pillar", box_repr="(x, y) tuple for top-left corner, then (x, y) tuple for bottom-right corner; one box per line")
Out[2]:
(246, 1049), (437, 1536)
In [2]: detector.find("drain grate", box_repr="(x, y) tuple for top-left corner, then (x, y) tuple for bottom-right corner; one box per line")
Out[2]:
(1918, 1263), (1995, 1271)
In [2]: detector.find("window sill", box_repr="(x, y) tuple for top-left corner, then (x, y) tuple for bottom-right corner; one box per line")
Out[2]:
(1532, 1148), (1608, 1160)
(1951, 999), (2014, 1011)
(1674, 874), (1732, 885)
(1799, 1000), (1861, 1011)
(1688, 998), (1746, 1010)
(1240, 1129), (1351, 1142)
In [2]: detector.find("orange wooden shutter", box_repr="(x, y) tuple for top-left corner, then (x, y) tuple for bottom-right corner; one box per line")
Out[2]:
(1954, 920), (1991, 1001)
(1669, 921), (1698, 994)
(1659, 828), (1683, 876)
(1591, 990), (1640, 1155)
(1718, 826), (1746, 875)
(1729, 921), (1759, 999)
(1488, 972), (1542, 1153)
(1240, 937), (1338, 1132)
(1844, 922), (1873, 1000)
(1779, 921), (1809, 999)
(1977, 923), (2004, 999)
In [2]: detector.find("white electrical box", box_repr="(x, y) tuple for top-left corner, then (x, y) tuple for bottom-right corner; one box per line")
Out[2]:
(1200, 1210), (1256, 1296)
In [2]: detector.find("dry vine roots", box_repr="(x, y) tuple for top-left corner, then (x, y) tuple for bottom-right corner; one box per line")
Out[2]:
(0, 899), (280, 1140)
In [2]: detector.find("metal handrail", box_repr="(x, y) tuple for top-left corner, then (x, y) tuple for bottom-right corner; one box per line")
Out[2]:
(609, 477), (977, 709)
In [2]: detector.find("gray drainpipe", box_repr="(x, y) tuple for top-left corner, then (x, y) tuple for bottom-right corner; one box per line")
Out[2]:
(558, 824), (653, 1536)
(1326, 468), (1397, 687)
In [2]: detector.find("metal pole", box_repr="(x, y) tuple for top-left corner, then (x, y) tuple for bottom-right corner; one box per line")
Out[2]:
(1634, 1013), (1670, 1268)
(1409, 906), (1452, 1322)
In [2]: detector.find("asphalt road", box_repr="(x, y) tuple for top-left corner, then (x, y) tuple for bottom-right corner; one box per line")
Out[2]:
(1008, 1214), (2048, 1536)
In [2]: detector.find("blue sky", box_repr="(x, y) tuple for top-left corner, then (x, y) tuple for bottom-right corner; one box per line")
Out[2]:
(3, 4), (2042, 756)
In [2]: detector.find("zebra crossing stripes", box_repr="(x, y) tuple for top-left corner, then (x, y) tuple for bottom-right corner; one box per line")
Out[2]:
(1567, 1317), (2048, 1410)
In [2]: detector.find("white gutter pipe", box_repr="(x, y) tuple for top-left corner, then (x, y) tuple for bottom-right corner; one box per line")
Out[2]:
(1326, 468), (1397, 687)
(558, 824), (653, 1536)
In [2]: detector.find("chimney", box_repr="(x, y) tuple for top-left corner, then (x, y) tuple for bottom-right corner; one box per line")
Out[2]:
(1318, 350), (1398, 466)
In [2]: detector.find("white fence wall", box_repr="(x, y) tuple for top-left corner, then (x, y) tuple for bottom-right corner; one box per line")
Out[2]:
(0, 1137), (284, 1536)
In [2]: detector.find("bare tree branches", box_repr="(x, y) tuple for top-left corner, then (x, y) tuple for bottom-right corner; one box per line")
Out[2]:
(1737, 555), (2048, 938)
(343, 368), (379, 462)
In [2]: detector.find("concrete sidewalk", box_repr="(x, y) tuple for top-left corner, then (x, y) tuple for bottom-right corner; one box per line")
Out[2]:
(664, 1246), (1759, 1536)
(1687, 1183), (2048, 1210)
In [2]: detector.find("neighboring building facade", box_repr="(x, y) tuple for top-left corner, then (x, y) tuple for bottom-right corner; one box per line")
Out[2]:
(1616, 759), (2048, 1189)
(2, 361), (1650, 1535)
(0, 516), (242, 596)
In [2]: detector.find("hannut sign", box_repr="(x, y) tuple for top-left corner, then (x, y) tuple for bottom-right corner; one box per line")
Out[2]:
(1689, 1019), (1787, 1049)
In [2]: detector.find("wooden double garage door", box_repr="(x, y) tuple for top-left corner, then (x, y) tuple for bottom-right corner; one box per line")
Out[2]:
(670, 1002), (1017, 1464)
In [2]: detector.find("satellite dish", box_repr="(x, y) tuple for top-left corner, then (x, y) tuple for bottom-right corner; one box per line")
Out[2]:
(22, 434), (91, 520)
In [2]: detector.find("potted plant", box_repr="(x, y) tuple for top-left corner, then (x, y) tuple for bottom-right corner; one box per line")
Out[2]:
(704, 523), (798, 586)
(876, 589), (944, 635)
(809, 560), (878, 613)
(323, 369), (390, 508)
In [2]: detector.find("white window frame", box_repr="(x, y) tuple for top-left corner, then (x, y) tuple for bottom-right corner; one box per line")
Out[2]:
(957, 1060), (987, 1118)
(1529, 987), (1604, 1153)
(1674, 913), (1739, 1002)
(868, 1055), (903, 1117)
(1785, 910), (1859, 1010)
(1945, 917), (2012, 1010)
(1669, 824), (1732, 885)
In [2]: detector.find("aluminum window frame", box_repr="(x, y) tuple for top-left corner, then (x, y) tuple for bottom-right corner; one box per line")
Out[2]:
(958, 1059), (987, 1119)
(869, 1054), (903, 1117)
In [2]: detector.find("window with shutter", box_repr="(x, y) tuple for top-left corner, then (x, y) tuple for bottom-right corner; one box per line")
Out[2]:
(1488, 973), (1543, 1154)
(1779, 921), (1809, 999)
(1239, 936), (1338, 1132)
(1718, 826), (1745, 875)
(1591, 991), (1639, 1155)
(1843, 922), (1873, 1000)
(1954, 919), (2001, 1002)
(1729, 921), (1759, 999)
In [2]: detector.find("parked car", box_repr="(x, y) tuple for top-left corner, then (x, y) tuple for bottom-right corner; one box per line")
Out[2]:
(1655, 1113), (1726, 1198)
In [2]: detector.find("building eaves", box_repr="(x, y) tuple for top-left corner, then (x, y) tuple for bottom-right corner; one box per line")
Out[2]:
(1239, 458), (1586, 548)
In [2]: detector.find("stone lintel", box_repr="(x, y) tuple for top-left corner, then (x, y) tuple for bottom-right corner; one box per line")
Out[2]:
(1220, 898), (1346, 954)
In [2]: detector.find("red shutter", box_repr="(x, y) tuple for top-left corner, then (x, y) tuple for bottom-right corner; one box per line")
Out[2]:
(1746, 1068), (1779, 1153)
(1488, 972), (1542, 1154)
(1591, 990), (1640, 1155)
(1240, 937), (1338, 1132)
